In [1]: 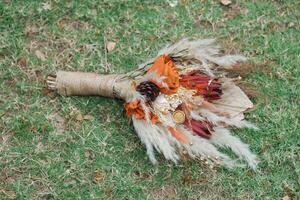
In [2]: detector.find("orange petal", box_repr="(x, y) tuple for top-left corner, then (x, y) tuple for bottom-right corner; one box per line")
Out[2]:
(147, 55), (180, 94)
(124, 101), (144, 119)
(150, 114), (159, 124)
(168, 127), (188, 144)
(124, 101), (160, 124)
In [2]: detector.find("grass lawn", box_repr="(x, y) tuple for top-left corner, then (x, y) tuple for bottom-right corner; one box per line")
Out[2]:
(1, 0), (299, 199)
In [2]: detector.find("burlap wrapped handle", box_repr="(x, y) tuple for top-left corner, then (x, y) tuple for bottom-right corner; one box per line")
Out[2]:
(47, 71), (134, 100)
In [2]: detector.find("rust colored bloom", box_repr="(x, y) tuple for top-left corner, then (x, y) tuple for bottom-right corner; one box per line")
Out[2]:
(147, 55), (180, 94)
(124, 100), (159, 124)
(184, 120), (213, 139)
(180, 70), (222, 101)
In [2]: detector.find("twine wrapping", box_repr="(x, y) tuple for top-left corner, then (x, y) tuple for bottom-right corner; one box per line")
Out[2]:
(55, 71), (133, 100)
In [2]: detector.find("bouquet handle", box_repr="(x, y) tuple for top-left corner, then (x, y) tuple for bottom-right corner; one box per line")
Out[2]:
(47, 71), (131, 100)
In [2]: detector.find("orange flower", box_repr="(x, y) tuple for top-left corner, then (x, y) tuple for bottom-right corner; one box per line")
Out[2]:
(147, 55), (180, 94)
(124, 101), (144, 119)
(168, 127), (188, 144)
(150, 114), (159, 124)
(124, 100), (159, 124)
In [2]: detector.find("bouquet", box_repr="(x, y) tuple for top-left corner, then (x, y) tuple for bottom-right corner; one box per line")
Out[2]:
(47, 38), (258, 169)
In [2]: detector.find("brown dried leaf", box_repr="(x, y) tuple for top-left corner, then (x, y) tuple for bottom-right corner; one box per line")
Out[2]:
(220, 0), (232, 6)
(94, 170), (103, 183)
(42, 88), (56, 99)
(106, 41), (116, 52)
(17, 57), (27, 68)
(35, 50), (46, 61)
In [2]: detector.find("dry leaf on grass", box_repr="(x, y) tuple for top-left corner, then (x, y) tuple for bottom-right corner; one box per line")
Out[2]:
(35, 50), (46, 61)
(93, 170), (103, 183)
(220, 0), (232, 6)
(42, 88), (56, 99)
(17, 57), (27, 68)
(106, 41), (116, 52)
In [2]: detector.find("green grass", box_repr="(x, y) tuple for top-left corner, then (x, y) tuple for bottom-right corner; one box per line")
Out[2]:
(1, 0), (300, 199)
